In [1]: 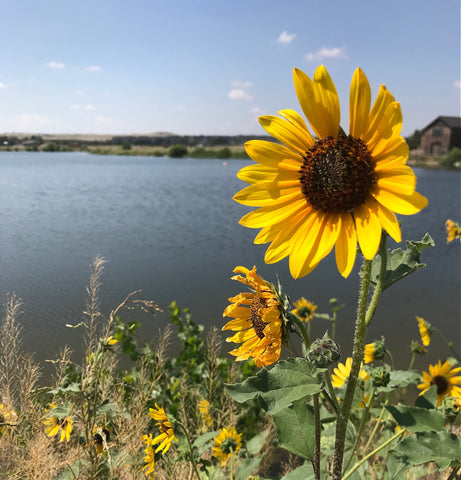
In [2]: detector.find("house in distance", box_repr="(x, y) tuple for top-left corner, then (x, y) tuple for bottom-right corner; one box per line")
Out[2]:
(420, 116), (461, 155)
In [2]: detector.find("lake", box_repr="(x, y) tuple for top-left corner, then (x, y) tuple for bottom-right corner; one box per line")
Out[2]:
(0, 152), (459, 379)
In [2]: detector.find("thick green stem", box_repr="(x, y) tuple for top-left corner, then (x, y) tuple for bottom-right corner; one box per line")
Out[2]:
(290, 314), (311, 349)
(332, 257), (373, 480)
(313, 394), (321, 480)
(342, 429), (404, 480)
(323, 371), (341, 414)
(365, 233), (387, 327)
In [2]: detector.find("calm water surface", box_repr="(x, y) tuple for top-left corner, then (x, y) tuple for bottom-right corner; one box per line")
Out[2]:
(0, 152), (459, 378)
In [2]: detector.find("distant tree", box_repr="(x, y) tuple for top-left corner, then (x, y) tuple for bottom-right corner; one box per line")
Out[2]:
(43, 143), (58, 152)
(438, 147), (461, 168)
(405, 129), (422, 150)
(169, 144), (188, 158)
(216, 147), (231, 159)
(122, 141), (131, 150)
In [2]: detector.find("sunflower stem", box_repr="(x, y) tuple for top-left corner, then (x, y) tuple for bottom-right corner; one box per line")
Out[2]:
(290, 314), (311, 349)
(313, 393), (321, 480)
(332, 257), (373, 480)
(177, 421), (202, 480)
(433, 327), (461, 361)
(342, 429), (405, 480)
(365, 232), (387, 327)
(323, 371), (341, 414)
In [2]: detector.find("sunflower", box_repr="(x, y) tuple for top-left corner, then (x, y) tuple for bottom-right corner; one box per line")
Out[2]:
(418, 360), (461, 406)
(198, 398), (214, 430)
(222, 266), (284, 367)
(234, 65), (427, 278)
(363, 339), (385, 364)
(43, 409), (73, 443)
(142, 434), (156, 477)
(445, 219), (461, 243)
(416, 316), (431, 347)
(291, 297), (317, 322)
(331, 357), (370, 388)
(212, 426), (242, 466)
(148, 404), (177, 454)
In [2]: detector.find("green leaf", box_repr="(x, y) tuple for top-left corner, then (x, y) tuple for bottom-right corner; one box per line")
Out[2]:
(392, 431), (461, 470)
(192, 431), (217, 449)
(320, 420), (356, 456)
(385, 451), (411, 480)
(385, 404), (445, 432)
(376, 370), (421, 392)
(369, 233), (434, 290)
(236, 457), (262, 480)
(280, 463), (315, 479)
(246, 429), (269, 455)
(225, 358), (323, 415)
(271, 400), (315, 460)
(414, 385), (438, 409)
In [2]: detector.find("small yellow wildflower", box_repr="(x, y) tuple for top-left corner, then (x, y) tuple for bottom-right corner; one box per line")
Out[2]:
(212, 426), (242, 466)
(416, 316), (431, 347)
(417, 360), (461, 406)
(148, 404), (177, 454)
(331, 357), (370, 388)
(291, 297), (317, 322)
(198, 399), (213, 430)
(446, 219), (461, 243)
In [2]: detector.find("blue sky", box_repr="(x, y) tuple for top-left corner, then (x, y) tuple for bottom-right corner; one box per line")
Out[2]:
(0, 0), (459, 136)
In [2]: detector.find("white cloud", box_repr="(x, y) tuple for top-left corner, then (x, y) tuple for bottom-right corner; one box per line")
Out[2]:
(233, 80), (253, 89)
(45, 61), (65, 69)
(454, 80), (461, 89)
(305, 47), (347, 62)
(0, 82), (6, 89)
(85, 65), (101, 72)
(228, 89), (253, 101)
(250, 106), (263, 114)
(71, 104), (95, 111)
(277, 31), (297, 44)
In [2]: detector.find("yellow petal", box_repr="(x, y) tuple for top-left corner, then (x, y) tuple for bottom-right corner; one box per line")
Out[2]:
(259, 115), (311, 155)
(373, 136), (409, 167)
(335, 213), (357, 278)
(277, 109), (315, 147)
(367, 102), (403, 153)
(373, 200), (402, 242)
(244, 140), (302, 169)
(372, 188), (428, 215)
(237, 164), (298, 184)
(239, 198), (307, 228)
(222, 318), (251, 331)
(363, 85), (395, 144)
(354, 203), (382, 259)
(293, 66), (340, 138)
(234, 183), (301, 207)
(349, 67), (371, 139)
(376, 165), (416, 196)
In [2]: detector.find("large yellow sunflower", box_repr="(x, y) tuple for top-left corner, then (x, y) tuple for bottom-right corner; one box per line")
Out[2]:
(417, 360), (461, 406)
(222, 266), (284, 367)
(234, 66), (427, 278)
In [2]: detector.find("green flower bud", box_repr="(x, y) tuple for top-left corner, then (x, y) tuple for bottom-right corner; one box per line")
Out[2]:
(411, 340), (427, 355)
(371, 366), (390, 388)
(307, 331), (341, 368)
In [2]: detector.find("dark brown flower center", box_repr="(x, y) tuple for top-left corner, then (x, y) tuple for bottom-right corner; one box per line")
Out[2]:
(299, 135), (376, 214)
(250, 295), (268, 339)
(431, 375), (449, 395)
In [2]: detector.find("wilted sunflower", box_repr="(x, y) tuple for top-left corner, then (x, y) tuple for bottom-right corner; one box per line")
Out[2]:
(223, 266), (285, 367)
(148, 404), (177, 454)
(416, 316), (431, 347)
(291, 297), (317, 322)
(212, 426), (242, 466)
(43, 408), (73, 443)
(331, 357), (370, 388)
(418, 360), (461, 406)
(445, 219), (461, 243)
(234, 65), (427, 278)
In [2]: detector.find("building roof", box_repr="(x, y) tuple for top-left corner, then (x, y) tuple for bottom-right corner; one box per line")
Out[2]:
(421, 116), (461, 132)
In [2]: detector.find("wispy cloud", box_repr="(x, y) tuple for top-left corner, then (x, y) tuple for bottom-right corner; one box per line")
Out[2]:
(233, 80), (253, 89)
(85, 65), (102, 72)
(454, 80), (461, 89)
(305, 47), (347, 62)
(45, 61), (65, 70)
(0, 82), (7, 89)
(71, 104), (95, 111)
(277, 31), (297, 44)
(250, 106), (263, 114)
(228, 89), (253, 101)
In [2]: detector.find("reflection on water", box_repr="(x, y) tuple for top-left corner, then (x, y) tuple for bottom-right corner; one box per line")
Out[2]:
(0, 152), (459, 378)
